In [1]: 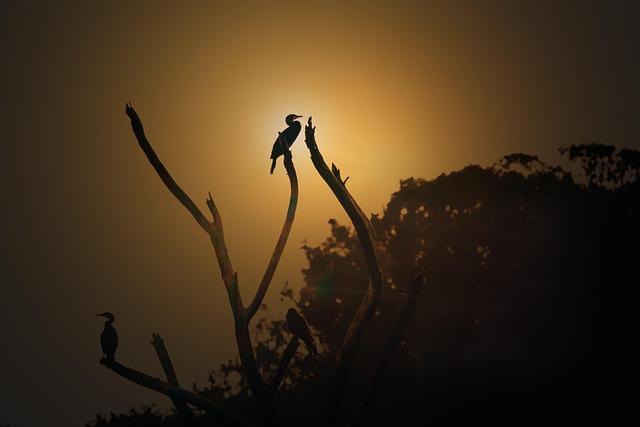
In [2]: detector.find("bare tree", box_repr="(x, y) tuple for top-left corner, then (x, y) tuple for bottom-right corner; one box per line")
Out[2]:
(101, 108), (409, 427)
(99, 104), (303, 426)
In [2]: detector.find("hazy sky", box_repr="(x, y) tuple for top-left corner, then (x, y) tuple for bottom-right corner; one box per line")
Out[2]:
(1, 1), (639, 425)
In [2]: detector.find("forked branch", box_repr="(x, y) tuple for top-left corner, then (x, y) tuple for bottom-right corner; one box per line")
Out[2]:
(125, 104), (241, 309)
(304, 118), (383, 426)
(124, 104), (302, 426)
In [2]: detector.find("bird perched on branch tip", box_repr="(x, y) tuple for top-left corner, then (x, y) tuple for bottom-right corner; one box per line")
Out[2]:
(97, 312), (118, 361)
(270, 114), (302, 174)
(286, 308), (317, 354)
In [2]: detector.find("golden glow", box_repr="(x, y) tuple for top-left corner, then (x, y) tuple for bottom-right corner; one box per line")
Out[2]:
(2, 1), (637, 424)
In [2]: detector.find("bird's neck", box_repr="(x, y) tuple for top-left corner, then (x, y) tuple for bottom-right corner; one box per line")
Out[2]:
(104, 320), (113, 327)
(286, 118), (297, 127)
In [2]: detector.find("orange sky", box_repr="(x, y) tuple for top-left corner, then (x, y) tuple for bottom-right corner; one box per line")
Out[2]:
(1, 1), (639, 425)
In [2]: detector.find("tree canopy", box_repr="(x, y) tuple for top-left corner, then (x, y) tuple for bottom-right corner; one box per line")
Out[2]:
(89, 144), (639, 426)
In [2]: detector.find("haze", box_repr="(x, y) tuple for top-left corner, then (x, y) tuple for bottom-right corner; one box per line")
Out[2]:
(1, 1), (638, 425)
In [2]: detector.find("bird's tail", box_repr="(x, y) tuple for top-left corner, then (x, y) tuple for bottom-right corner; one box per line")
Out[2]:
(305, 338), (318, 355)
(270, 158), (277, 174)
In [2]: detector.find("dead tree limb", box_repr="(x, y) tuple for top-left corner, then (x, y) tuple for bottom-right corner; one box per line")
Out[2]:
(350, 274), (426, 427)
(125, 104), (301, 426)
(150, 333), (196, 425)
(267, 337), (300, 397)
(247, 135), (298, 320)
(303, 118), (383, 426)
(125, 103), (211, 232)
(100, 358), (248, 426)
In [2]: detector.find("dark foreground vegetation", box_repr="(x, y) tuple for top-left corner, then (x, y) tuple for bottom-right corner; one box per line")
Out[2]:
(89, 143), (639, 426)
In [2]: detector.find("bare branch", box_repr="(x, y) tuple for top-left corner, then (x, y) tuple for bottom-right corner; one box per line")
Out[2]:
(351, 275), (426, 427)
(267, 337), (300, 397)
(125, 106), (291, 426)
(125, 103), (211, 232)
(100, 358), (249, 427)
(205, 192), (240, 311)
(125, 104), (241, 311)
(247, 134), (299, 320)
(304, 117), (383, 426)
(150, 333), (195, 425)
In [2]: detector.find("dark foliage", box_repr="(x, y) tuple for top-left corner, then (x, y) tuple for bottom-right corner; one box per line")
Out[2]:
(89, 143), (639, 426)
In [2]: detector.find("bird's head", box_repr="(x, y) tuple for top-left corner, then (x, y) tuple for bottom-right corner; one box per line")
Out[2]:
(285, 114), (303, 126)
(96, 312), (115, 322)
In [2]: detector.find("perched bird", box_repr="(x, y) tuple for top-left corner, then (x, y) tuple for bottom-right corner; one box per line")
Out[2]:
(96, 312), (118, 361)
(286, 308), (317, 354)
(270, 114), (303, 174)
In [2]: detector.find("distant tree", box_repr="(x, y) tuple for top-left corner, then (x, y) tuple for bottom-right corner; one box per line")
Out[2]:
(88, 406), (170, 427)
(295, 143), (639, 424)
(90, 143), (640, 425)
(560, 143), (640, 187)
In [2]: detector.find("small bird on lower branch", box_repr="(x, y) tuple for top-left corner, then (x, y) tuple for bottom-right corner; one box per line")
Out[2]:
(286, 308), (317, 354)
(270, 114), (302, 174)
(97, 312), (118, 361)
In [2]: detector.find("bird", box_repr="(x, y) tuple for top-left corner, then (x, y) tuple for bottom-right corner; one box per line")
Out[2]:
(96, 312), (118, 361)
(270, 114), (303, 174)
(286, 308), (317, 354)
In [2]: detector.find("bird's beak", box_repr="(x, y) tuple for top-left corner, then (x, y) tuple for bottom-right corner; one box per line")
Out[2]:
(294, 115), (303, 119)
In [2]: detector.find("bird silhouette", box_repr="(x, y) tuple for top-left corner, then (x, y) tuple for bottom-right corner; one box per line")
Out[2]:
(270, 114), (302, 174)
(97, 312), (118, 361)
(286, 308), (317, 354)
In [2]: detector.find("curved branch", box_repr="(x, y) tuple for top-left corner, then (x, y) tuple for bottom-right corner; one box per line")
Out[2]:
(303, 118), (383, 426)
(125, 103), (211, 232)
(247, 135), (298, 320)
(100, 358), (249, 427)
(351, 275), (426, 427)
